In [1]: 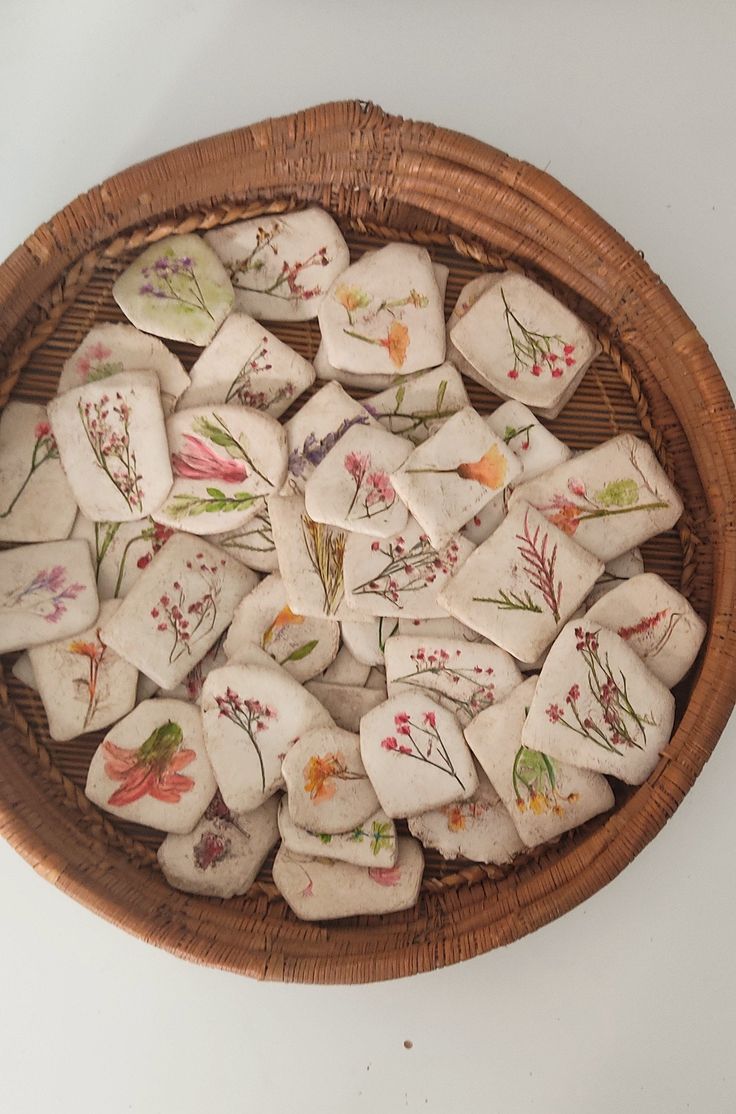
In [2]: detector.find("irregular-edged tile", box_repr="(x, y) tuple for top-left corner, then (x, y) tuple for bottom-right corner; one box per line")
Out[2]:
(48, 370), (172, 522)
(211, 503), (279, 573)
(58, 322), (189, 413)
(112, 233), (234, 346)
(320, 645), (370, 687)
(11, 651), (37, 691)
(341, 616), (398, 666)
(304, 681), (385, 732)
(0, 402), (77, 543)
(278, 798), (398, 868)
(204, 207), (349, 321)
(585, 573), (706, 688)
(282, 381), (374, 495)
(363, 363), (469, 444)
(360, 691), (478, 818)
(438, 501), (604, 661)
(224, 571), (339, 682)
(201, 663), (332, 811)
(272, 836), (424, 920)
(523, 619), (675, 784)
(85, 699), (216, 833)
(71, 514), (174, 600)
(312, 339), (398, 391)
(586, 547), (645, 606)
(29, 599), (138, 742)
(466, 676), (615, 847)
(408, 767), (524, 863)
(366, 667), (388, 695)
(343, 518), (474, 619)
(157, 792), (280, 898)
(509, 434), (684, 561)
(100, 532), (257, 689)
(0, 540), (98, 653)
(318, 243), (445, 375)
(449, 272), (600, 418)
(179, 312), (314, 416)
(304, 424), (411, 538)
(154, 404), (286, 534)
(446, 272), (500, 333)
(392, 406), (522, 548)
(282, 726), (379, 834)
(384, 635), (522, 726)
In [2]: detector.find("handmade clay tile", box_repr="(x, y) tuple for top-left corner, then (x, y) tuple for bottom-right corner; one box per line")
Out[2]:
(320, 645), (371, 687)
(112, 233), (234, 346)
(153, 404), (287, 535)
(0, 402), (77, 543)
(304, 424), (411, 538)
(522, 619), (675, 784)
(29, 599), (138, 742)
(211, 504), (278, 574)
(158, 632), (229, 703)
(223, 572), (339, 682)
(48, 370), (172, 523)
(363, 363), (470, 445)
(438, 500), (604, 662)
(272, 836), (424, 920)
(100, 532), (256, 689)
(157, 793), (280, 898)
(449, 272), (600, 418)
(303, 681), (386, 732)
(359, 691), (478, 818)
(278, 798), (398, 869)
(0, 539), (99, 653)
(318, 243), (446, 375)
(179, 313), (314, 417)
(391, 406), (522, 548)
(204, 207), (349, 321)
(58, 323), (189, 414)
(200, 662), (333, 812)
(407, 767), (524, 863)
(585, 573), (707, 688)
(85, 699), (216, 833)
(282, 725), (379, 834)
(340, 616), (399, 666)
(384, 635), (522, 726)
(10, 652), (37, 691)
(509, 434), (683, 561)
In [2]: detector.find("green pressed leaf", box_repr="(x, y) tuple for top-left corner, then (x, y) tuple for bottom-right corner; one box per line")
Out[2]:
(282, 639), (319, 663)
(395, 384), (406, 408)
(318, 833), (332, 845)
(594, 478), (639, 508)
(436, 379), (448, 411)
(206, 487), (227, 498)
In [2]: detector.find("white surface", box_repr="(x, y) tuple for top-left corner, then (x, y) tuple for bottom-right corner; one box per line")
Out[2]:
(1, 3), (734, 1112)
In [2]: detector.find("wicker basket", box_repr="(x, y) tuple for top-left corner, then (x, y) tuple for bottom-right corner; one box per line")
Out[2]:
(1, 101), (734, 984)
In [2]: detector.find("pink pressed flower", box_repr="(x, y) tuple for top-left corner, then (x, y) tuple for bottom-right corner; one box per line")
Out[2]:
(371, 541), (380, 552)
(398, 745), (412, 755)
(531, 364), (542, 376)
(566, 684), (580, 704)
(34, 421), (52, 439)
(551, 368), (563, 378)
(546, 703), (563, 723)
(563, 344), (575, 355)
(568, 479), (587, 497)
(172, 434), (247, 483)
(397, 724), (411, 737)
(88, 342), (111, 361)
(423, 711), (437, 728)
(344, 451), (370, 483)
(368, 865), (402, 887)
(363, 470), (395, 507)
(507, 369), (519, 379)
(381, 736), (398, 751)
(394, 712), (410, 725)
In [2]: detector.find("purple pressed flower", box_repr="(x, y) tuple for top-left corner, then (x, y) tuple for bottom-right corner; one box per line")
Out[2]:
(139, 283), (154, 295)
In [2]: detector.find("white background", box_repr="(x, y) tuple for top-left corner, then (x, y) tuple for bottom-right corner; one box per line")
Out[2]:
(1, 3), (734, 1112)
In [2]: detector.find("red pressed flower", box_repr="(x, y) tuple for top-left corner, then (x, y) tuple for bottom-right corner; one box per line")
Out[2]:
(150, 607), (159, 618)
(394, 712), (410, 725)
(371, 541), (380, 552)
(381, 736), (398, 751)
(564, 344), (575, 355)
(397, 724), (412, 736)
(551, 368), (563, 378)
(546, 703), (563, 723)
(102, 722), (196, 806)
(137, 553), (153, 569)
(507, 369), (519, 379)
(423, 711), (437, 728)
(398, 745), (412, 755)
(473, 516), (482, 526)
(566, 684), (581, 704)
(531, 364), (542, 377)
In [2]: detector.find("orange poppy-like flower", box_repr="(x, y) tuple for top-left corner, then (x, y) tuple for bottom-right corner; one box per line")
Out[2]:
(103, 721), (196, 806)
(303, 751), (364, 803)
(380, 321), (410, 368)
(457, 444), (508, 489)
(542, 498), (581, 536)
(446, 804), (467, 832)
(261, 604), (304, 648)
(335, 284), (371, 315)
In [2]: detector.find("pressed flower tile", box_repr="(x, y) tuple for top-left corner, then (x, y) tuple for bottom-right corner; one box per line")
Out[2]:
(85, 698), (216, 833)
(154, 404), (287, 534)
(359, 691), (478, 818)
(304, 423), (411, 538)
(439, 500), (603, 662)
(157, 793), (280, 898)
(58, 323), (190, 414)
(180, 312), (315, 416)
(364, 363), (470, 444)
(71, 514), (175, 600)
(523, 619), (675, 784)
(0, 401), (77, 543)
(211, 504), (279, 574)
(0, 539), (99, 653)
(465, 677), (615, 848)
(282, 725), (379, 834)
(391, 406), (522, 548)
(278, 798), (398, 868)
(272, 836), (424, 921)
(509, 433), (684, 562)
(585, 572), (706, 688)
(281, 381), (375, 496)
(204, 207), (350, 322)
(408, 767), (524, 864)
(48, 370), (172, 522)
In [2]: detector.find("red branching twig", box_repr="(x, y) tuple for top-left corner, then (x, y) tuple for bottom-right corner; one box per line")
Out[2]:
(515, 511), (563, 622)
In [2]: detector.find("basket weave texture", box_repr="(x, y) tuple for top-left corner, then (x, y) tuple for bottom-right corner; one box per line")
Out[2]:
(0, 101), (734, 983)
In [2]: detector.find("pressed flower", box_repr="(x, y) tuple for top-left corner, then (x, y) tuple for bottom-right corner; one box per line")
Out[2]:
(335, 284), (372, 317)
(261, 604), (305, 648)
(103, 720), (196, 806)
(368, 865), (402, 887)
(457, 443), (508, 489)
(172, 433), (248, 482)
(302, 751), (363, 802)
(380, 321), (410, 368)
(446, 804), (466, 832)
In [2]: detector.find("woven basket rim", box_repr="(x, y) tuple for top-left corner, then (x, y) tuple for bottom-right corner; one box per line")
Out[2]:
(1, 100), (734, 983)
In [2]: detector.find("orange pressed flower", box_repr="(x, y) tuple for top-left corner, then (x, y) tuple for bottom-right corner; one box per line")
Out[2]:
(380, 321), (410, 368)
(303, 751), (364, 802)
(457, 444), (508, 490)
(68, 638), (104, 663)
(446, 804), (467, 832)
(261, 604), (304, 648)
(335, 284), (371, 316)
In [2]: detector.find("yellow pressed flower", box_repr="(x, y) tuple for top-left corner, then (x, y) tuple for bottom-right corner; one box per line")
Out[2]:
(457, 444), (508, 490)
(335, 285), (371, 315)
